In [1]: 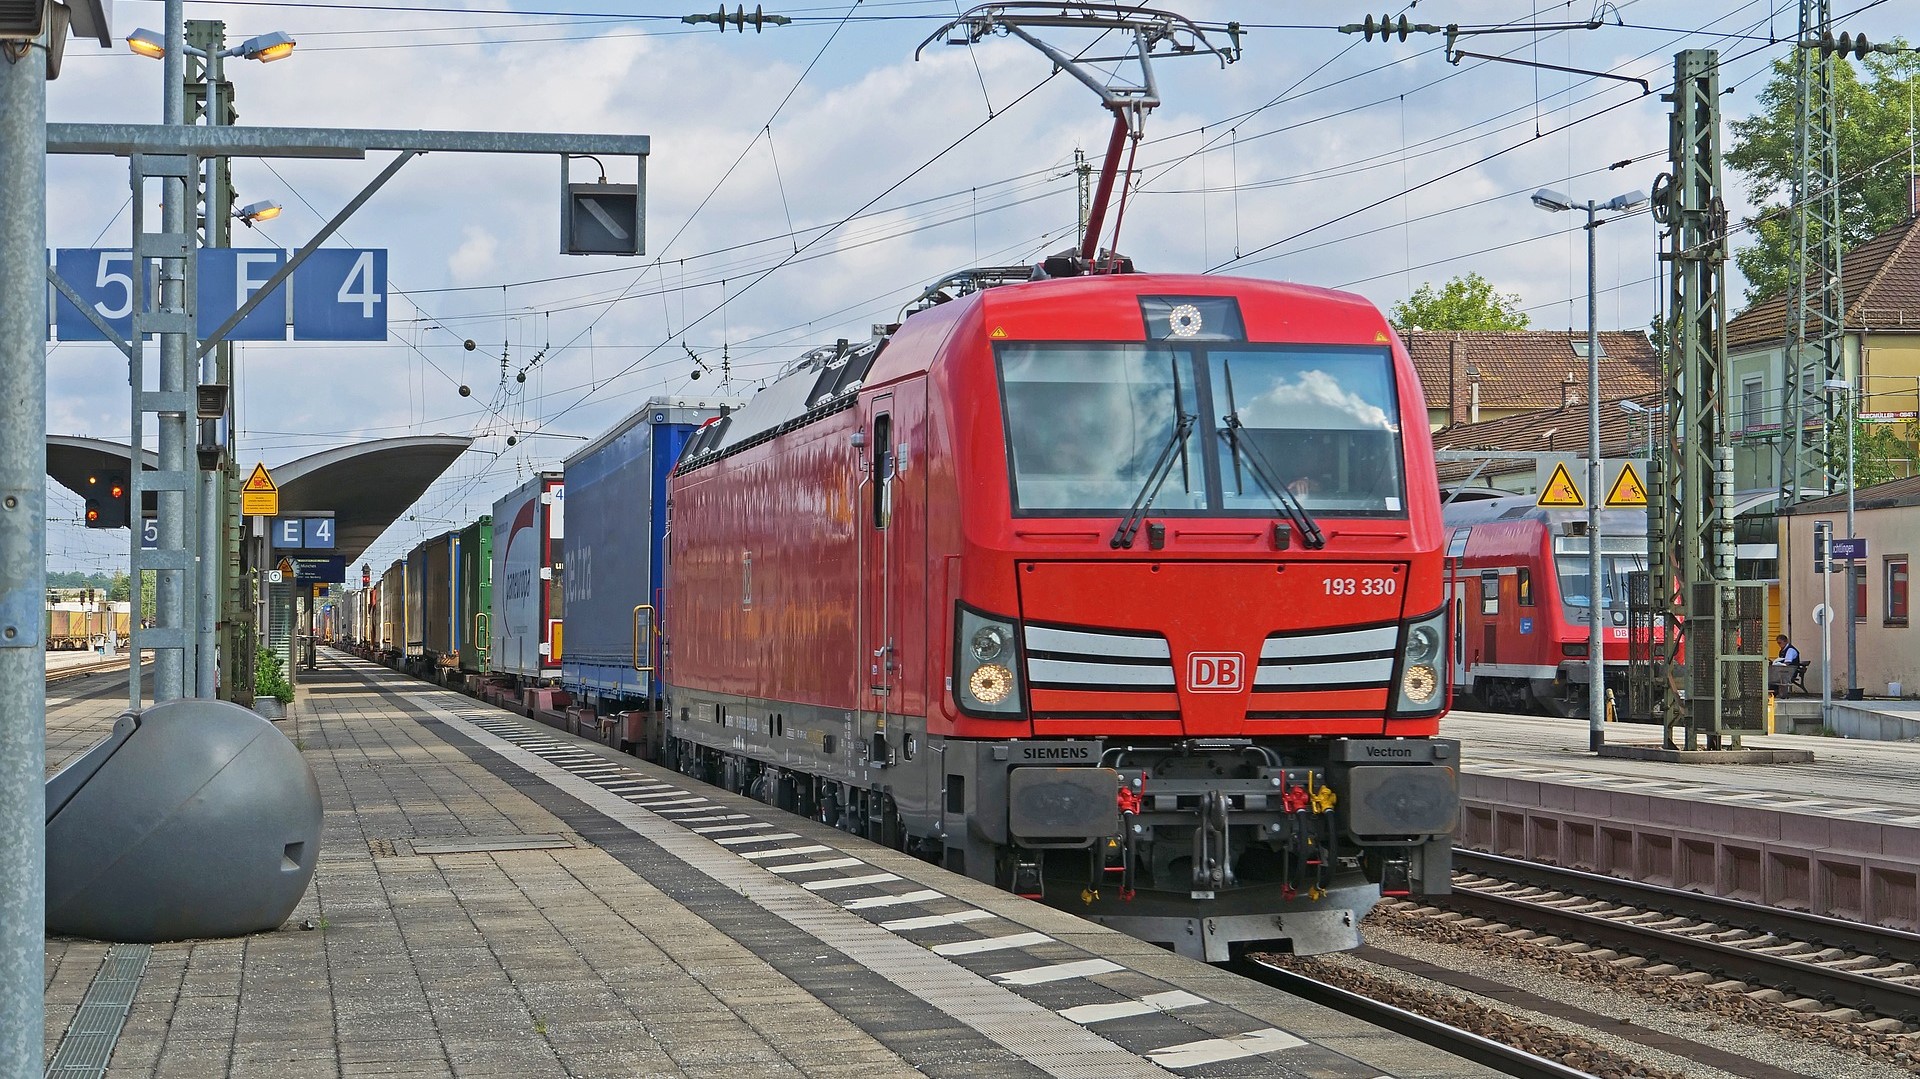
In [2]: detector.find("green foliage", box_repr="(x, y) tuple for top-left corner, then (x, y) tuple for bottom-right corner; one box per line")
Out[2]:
(1727, 47), (1920, 304)
(46, 570), (116, 590)
(108, 571), (131, 603)
(1853, 417), (1918, 489)
(1390, 273), (1531, 332)
(255, 648), (295, 704)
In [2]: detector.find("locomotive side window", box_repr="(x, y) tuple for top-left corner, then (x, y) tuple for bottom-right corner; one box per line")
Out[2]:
(872, 413), (893, 529)
(1517, 568), (1533, 606)
(1480, 570), (1499, 615)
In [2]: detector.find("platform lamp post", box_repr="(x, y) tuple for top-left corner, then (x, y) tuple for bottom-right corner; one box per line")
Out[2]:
(1825, 377), (1859, 700)
(125, 21), (294, 704)
(1532, 185), (1648, 751)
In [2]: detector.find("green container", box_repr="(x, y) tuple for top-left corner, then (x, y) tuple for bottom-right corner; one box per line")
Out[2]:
(457, 514), (493, 673)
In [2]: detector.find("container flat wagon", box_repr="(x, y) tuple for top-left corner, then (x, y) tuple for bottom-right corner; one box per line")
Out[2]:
(489, 472), (564, 683)
(457, 516), (492, 675)
(379, 560), (405, 658)
(562, 397), (734, 718)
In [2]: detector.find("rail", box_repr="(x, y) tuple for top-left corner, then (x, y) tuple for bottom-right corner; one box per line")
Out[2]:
(1450, 850), (1920, 1021)
(1233, 957), (1598, 1079)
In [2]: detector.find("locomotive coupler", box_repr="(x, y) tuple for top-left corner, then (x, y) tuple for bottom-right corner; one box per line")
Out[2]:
(1191, 789), (1234, 897)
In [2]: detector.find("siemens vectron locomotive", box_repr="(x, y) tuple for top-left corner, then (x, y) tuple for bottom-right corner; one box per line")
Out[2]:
(659, 269), (1460, 959)
(339, 265), (1463, 961)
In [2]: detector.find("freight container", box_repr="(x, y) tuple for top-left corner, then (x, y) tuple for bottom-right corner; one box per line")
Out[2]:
(456, 516), (492, 673)
(379, 560), (405, 657)
(489, 472), (563, 681)
(562, 397), (733, 711)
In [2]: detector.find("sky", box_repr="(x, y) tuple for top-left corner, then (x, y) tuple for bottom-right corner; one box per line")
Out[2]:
(36, 0), (1916, 573)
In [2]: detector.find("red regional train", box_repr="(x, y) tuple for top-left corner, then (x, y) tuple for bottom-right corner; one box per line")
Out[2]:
(1441, 494), (1661, 717)
(661, 264), (1460, 960)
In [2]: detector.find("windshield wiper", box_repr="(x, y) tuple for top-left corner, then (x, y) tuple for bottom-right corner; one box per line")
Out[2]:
(1220, 413), (1326, 549)
(1111, 412), (1195, 549)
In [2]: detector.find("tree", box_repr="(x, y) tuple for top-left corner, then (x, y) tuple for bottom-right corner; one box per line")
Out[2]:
(1390, 273), (1530, 331)
(1853, 417), (1918, 489)
(1726, 46), (1920, 304)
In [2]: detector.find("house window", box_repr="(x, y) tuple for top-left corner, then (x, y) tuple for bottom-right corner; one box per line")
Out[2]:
(1742, 376), (1763, 431)
(1853, 563), (1867, 623)
(1888, 558), (1909, 626)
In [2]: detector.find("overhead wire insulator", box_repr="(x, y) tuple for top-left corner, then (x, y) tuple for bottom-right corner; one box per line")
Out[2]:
(1337, 15), (1442, 42)
(682, 5), (792, 32)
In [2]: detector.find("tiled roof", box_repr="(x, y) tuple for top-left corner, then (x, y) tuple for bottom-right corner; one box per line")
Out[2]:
(1726, 213), (1920, 350)
(1780, 473), (1920, 516)
(1429, 394), (1660, 483)
(1402, 330), (1662, 416)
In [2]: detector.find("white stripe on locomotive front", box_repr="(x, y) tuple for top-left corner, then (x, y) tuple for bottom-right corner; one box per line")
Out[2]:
(1254, 658), (1394, 688)
(1023, 625), (1170, 659)
(1259, 625), (1398, 659)
(1028, 658), (1176, 687)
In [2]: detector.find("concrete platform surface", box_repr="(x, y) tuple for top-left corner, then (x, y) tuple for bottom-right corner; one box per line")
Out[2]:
(41, 652), (1507, 1079)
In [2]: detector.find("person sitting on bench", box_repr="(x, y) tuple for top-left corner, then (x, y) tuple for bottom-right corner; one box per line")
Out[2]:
(1771, 635), (1806, 696)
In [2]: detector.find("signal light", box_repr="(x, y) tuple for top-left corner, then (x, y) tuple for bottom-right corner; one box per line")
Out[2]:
(83, 471), (130, 529)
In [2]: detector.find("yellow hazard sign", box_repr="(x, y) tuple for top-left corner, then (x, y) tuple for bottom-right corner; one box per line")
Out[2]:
(1536, 461), (1585, 508)
(989, 326), (1008, 339)
(1605, 461), (1649, 507)
(242, 462), (279, 517)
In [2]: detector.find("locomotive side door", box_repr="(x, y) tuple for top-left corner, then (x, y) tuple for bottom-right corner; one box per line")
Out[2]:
(861, 396), (899, 745)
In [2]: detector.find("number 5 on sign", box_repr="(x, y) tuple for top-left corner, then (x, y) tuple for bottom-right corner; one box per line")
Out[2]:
(291, 249), (387, 341)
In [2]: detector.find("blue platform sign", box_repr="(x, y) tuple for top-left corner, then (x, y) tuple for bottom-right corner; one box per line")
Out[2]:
(196, 249), (287, 341)
(50, 247), (387, 343)
(272, 517), (305, 549)
(303, 517), (336, 550)
(1831, 537), (1867, 561)
(292, 249), (387, 342)
(53, 249), (148, 342)
(292, 556), (346, 584)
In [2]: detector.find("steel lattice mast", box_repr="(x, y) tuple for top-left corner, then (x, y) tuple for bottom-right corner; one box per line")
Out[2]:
(1651, 51), (1766, 749)
(1778, 0), (1847, 511)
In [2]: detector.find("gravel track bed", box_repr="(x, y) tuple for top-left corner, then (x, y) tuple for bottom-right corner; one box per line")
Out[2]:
(1271, 904), (1920, 1079)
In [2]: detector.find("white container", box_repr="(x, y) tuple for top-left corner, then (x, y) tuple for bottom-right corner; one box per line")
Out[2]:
(1889, 682), (1903, 697)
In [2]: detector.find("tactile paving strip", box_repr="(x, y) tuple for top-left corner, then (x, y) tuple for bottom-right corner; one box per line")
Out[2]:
(339, 658), (1404, 1079)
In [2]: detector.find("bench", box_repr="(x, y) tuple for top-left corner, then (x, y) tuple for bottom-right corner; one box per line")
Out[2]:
(1769, 660), (1809, 697)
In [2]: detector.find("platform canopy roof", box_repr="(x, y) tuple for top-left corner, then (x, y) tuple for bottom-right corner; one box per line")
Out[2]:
(47, 435), (472, 564)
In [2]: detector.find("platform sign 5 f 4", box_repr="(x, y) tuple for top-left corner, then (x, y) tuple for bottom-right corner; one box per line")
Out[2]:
(50, 248), (387, 343)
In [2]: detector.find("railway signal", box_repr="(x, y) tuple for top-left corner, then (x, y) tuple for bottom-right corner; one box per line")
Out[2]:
(82, 471), (129, 529)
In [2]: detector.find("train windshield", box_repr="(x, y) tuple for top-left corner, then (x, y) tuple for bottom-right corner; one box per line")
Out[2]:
(996, 344), (1405, 517)
(1554, 543), (1650, 618)
(999, 346), (1206, 513)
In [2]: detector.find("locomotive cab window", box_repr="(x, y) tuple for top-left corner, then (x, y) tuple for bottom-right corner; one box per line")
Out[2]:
(872, 413), (893, 529)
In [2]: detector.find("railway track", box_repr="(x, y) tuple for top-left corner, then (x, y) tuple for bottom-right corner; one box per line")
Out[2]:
(1234, 957), (1599, 1079)
(1443, 850), (1920, 1024)
(45, 654), (132, 685)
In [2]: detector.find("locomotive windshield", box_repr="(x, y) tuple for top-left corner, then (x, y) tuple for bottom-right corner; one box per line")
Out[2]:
(997, 343), (1405, 517)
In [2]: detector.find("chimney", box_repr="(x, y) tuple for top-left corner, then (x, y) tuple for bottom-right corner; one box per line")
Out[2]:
(1448, 337), (1464, 426)
(1468, 364), (1481, 424)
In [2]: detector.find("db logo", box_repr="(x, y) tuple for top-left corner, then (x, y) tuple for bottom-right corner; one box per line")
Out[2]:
(1187, 652), (1245, 693)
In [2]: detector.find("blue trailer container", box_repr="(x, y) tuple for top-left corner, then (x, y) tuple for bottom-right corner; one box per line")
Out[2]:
(562, 396), (734, 713)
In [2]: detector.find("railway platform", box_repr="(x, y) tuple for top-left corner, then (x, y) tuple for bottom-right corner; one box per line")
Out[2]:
(1445, 709), (1919, 932)
(42, 653), (1509, 1079)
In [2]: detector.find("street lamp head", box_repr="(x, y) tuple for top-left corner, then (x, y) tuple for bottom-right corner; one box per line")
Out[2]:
(124, 27), (167, 59)
(1531, 187), (1576, 213)
(236, 200), (282, 227)
(1823, 378), (1851, 391)
(1619, 400), (1648, 414)
(234, 30), (295, 62)
(1603, 190), (1649, 212)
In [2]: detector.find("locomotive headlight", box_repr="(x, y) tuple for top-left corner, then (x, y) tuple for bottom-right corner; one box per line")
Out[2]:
(969, 663), (1015, 704)
(1392, 609), (1448, 716)
(1405, 623), (1441, 665)
(971, 625), (1009, 663)
(1401, 664), (1439, 704)
(956, 605), (1024, 715)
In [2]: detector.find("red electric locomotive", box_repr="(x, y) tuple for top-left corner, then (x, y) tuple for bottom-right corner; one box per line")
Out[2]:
(663, 263), (1460, 959)
(1442, 495), (1661, 717)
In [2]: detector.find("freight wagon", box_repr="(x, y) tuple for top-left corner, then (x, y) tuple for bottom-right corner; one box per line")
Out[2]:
(561, 397), (735, 724)
(489, 473), (564, 683)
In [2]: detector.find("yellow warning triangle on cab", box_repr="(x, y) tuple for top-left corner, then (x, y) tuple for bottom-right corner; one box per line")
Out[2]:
(243, 462), (277, 493)
(1606, 461), (1649, 507)
(1536, 461), (1585, 508)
